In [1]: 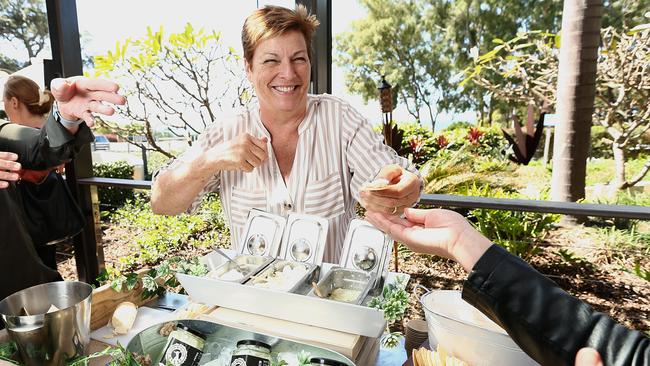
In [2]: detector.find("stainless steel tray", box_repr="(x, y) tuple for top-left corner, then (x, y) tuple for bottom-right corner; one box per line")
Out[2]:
(176, 268), (386, 338)
(279, 213), (329, 265)
(246, 259), (320, 294)
(339, 219), (392, 291)
(239, 209), (287, 257)
(308, 267), (373, 305)
(206, 254), (274, 284)
(126, 319), (354, 365)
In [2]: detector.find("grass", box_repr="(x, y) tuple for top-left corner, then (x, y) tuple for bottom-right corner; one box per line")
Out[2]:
(586, 155), (649, 186)
(510, 156), (649, 195)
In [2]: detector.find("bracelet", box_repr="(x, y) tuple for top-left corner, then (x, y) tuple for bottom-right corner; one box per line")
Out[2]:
(53, 102), (84, 127)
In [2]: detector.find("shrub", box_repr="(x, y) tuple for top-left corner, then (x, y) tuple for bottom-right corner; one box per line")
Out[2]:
(590, 125), (613, 159)
(144, 150), (185, 180)
(588, 191), (650, 230)
(374, 122), (438, 168)
(420, 147), (513, 194)
(463, 185), (560, 259)
(444, 121), (474, 130)
(110, 193), (228, 270)
(93, 161), (135, 211)
(436, 125), (509, 160)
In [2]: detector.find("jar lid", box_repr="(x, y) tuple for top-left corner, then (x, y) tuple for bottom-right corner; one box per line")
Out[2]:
(310, 357), (348, 366)
(236, 339), (272, 351)
(176, 323), (206, 339)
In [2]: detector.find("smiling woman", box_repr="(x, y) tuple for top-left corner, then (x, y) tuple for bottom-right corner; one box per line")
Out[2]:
(151, 5), (423, 262)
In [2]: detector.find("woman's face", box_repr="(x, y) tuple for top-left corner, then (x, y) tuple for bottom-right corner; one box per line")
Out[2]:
(246, 30), (311, 118)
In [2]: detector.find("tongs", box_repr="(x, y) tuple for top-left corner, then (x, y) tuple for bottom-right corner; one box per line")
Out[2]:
(215, 248), (247, 273)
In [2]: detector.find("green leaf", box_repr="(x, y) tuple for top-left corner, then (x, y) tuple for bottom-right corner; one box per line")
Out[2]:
(492, 38), (505, 44)
(142, 275), (159, 293)
(110, 276), (125, 292)
(125, 272), (139, 291)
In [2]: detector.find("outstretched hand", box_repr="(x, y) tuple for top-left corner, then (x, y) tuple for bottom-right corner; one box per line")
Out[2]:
(575, 348), (603, 366)
(359, 164), (421, 215)
(51, 77), (126, 127)
(0, 152), (20, 189)
(366, 208), (492, 272)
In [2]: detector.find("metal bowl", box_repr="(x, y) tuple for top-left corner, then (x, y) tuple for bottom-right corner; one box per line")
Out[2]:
(247, 260), (319, 294)
(308, 268), (373, 305)
(208, 255), (273, 283)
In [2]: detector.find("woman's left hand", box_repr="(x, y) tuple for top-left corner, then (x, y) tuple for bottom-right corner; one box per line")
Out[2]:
(359, 164), (422, 215)
(51, 77), (126, 127)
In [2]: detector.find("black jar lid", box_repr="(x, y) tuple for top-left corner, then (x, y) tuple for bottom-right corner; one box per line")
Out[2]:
(236, 339), (272, 351)
(176, 323), (206, 340)
(310, 357), (348, 366)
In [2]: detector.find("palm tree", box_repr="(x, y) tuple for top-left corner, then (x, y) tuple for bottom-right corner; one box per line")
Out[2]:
(550, 0), (603, 204)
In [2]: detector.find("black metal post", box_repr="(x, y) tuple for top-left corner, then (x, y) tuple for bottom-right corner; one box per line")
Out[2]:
(296, 0), (332, 94)
(45, 0), (101, 284)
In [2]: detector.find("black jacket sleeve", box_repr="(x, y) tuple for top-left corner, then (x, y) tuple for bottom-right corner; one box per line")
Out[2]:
(0, 112), (93, 170)
(462, 244), (650, 366)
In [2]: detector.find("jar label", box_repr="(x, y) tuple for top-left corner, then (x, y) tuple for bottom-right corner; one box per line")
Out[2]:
(230, 355), (271, 366)
(159, 338), (203, 366)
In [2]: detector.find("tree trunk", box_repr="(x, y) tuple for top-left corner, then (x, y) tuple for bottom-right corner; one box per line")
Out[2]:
(550, 0), (603, 206)
(612, 141), (626, 189)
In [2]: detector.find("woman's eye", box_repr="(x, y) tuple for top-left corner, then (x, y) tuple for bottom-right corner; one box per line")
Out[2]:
(293, 57), (307, 63)
(263, 59), (278, 64)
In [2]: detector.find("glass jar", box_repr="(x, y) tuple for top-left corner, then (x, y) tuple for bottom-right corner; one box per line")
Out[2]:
(310, 357), (348, 366)
(158, 323), (206, 366)
(230, 340), (272, 366)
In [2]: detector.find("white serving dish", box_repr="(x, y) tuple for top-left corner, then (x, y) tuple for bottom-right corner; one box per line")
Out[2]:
(420, 288), (538, 366)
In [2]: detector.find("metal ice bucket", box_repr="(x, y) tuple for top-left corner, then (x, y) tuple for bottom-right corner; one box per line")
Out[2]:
(0, 281), (92, 366)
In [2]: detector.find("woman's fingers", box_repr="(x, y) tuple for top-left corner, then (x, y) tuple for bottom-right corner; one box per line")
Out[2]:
(575, 348), (602, 366)
(80, 110), (96, 127)
(74, 77), (121, 94)
(87, 91), (126, 107)
(0, 152), (19, 165)
(249, 142), (268, 163)
(87, 101), (116, 116)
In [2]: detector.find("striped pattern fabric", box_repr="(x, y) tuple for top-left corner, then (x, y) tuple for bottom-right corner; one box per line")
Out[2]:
(160, 94), (416, 263)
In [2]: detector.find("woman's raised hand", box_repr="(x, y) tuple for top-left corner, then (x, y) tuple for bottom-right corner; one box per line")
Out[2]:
(212, 133), (269, 172)
(0, 152), (20, 189)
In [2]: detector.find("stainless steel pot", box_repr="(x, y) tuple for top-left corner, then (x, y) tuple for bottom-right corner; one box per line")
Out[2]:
(0, 281), (92, 366)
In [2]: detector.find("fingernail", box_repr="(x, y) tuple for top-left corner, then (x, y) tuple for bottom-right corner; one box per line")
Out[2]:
(13, 163), (21, 170)
(0, 182), (7, 188)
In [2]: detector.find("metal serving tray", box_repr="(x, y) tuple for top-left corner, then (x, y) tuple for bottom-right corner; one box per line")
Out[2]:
(127, 319), (354, 365)
(246, 259), (319, 294)
(279, 213), (329, 266)
(307, 267), (373, 305)
(339, 219), (392, 291)
(176, 264), (387, 338)
(239, 209), (287, 257)
(207, 254), (274, 284)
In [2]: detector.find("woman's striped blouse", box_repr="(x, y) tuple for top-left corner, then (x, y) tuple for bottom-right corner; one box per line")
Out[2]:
(157, 94), (417, 263)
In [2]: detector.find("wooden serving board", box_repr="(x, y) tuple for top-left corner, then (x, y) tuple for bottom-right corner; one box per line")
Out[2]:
(204, 306), (368, 361)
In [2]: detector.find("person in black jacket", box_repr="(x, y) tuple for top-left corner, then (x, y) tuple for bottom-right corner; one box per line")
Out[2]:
(366, 208), (649, 366)
(0, 76), (125, 302)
